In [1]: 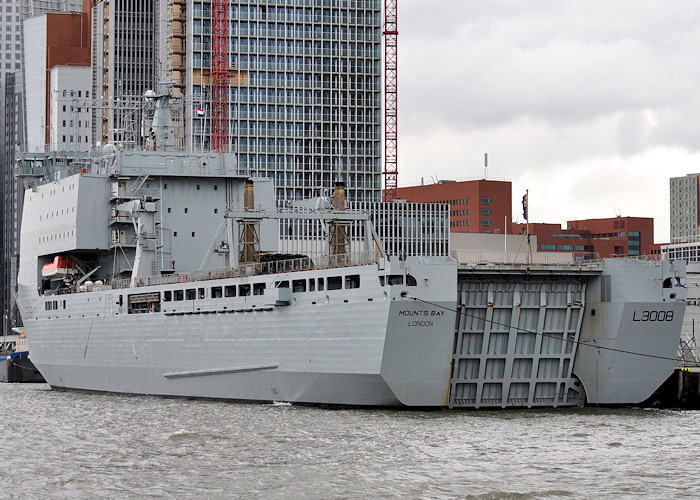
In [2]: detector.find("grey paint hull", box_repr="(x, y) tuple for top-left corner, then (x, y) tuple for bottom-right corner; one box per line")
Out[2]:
(22, 260), (459, 407)
(20, 258), (688, 408)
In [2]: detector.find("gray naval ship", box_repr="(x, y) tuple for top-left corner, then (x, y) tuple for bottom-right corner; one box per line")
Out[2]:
(15, 91), (687, 408)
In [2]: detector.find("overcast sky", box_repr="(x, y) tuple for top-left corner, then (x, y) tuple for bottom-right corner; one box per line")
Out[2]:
(397, 1), (700, 243)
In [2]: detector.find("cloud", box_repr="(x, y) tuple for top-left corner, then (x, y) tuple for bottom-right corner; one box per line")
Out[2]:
(397, 1), (700, 242)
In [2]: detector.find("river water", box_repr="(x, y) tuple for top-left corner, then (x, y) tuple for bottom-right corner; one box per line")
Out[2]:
(0, 383), (697, 499)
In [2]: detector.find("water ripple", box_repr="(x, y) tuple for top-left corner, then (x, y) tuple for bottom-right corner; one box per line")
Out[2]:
(1, 384), (698, 498)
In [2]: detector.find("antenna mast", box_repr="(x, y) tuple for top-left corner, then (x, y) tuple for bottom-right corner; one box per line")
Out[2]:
(383, 0), (398, 201)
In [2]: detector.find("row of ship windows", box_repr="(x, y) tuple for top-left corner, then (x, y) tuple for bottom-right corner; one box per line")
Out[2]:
(164, 274), (362, 302)
(161, 273), (417, 302)
(40, 184), (76, 198)
(39, 230), (74, 243)
(40, 207), (76, 220)
(43, 273), (416, 312)
(45, 300), (64, 310)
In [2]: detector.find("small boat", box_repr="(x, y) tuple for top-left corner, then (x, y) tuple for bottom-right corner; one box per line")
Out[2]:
(0, 330), (45, 383)
(41, 256), (78, 280)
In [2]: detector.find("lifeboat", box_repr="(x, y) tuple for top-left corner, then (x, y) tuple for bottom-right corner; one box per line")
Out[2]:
(42, 256), (78, 280)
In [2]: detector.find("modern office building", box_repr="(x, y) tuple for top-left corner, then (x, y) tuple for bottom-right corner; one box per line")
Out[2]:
(23, 8), (91, 152)
(394, 177), (653, 259)
(154, 0), (383, 203)
(92, 0), (156, 147)
(48, 65), (92, 151)
(2, 72), (24, 336)
(396, 179), (512, 234)
(512, 217), (654, 259)
(670, 173), (700, 241)
(282, 198), (450, 258)
(353, 200), (449, 257)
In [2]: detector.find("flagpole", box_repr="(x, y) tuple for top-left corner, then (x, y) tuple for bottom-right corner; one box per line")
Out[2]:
(526, 189), (531, 263)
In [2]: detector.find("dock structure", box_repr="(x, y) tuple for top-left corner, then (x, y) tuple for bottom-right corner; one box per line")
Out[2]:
(1, 334), (45, 383)
(646, 366), (700, 409)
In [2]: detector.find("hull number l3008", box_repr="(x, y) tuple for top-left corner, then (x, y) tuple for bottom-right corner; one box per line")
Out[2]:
(632, 310), (674, 322)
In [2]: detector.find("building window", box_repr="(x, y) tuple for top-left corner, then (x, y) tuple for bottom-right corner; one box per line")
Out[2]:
(541, 244), (556, 250)
(481, 220), (492, 226)
(481, 198), (491, 204)
(558, 244), (573, 251)
(481, 209), (491, 215)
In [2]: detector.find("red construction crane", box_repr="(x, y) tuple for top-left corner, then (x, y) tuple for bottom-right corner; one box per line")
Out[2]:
(383, 0), (398, 202)
(212, 0), (229, 152)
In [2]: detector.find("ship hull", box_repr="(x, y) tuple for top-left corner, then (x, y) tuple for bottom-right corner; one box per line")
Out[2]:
(20, 258), (688, 408)
(22, 260), (459, 407)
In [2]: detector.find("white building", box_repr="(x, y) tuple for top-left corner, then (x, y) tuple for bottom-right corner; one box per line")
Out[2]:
(50, 65), (92, 151)
(22, 14), (47, 152)
(670, 173), (700, 240)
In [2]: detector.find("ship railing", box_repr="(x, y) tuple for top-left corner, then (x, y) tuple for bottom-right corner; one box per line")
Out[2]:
(451, 250), (602, 267)
(109, 279), (131, 289)
(108, 251), (378, 289)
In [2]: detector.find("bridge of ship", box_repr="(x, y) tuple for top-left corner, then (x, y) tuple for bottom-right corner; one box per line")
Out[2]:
(449, 263), (603, 409)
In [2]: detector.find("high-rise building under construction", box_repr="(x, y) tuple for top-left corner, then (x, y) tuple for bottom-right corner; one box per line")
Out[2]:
(158, 0), (383, 202)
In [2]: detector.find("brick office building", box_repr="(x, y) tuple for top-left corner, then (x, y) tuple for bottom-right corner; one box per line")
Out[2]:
(395, 179), (653, 259)
(511, 217), (654, 259)
(396, 179), (512, 234)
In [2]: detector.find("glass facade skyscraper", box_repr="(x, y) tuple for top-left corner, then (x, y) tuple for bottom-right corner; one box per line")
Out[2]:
(166, 0), (383, 203)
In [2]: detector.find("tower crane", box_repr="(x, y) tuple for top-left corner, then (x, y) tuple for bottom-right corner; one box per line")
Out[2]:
(383, 0), (398, 201)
